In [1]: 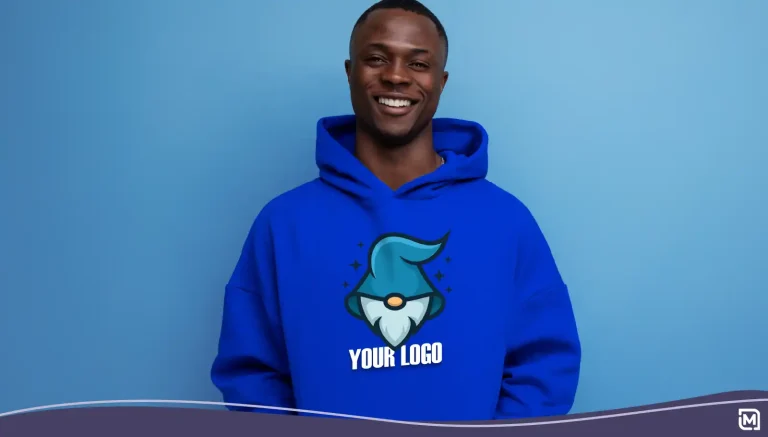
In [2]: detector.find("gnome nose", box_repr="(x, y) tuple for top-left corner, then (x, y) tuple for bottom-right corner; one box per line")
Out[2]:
(385, 294), (404, 309)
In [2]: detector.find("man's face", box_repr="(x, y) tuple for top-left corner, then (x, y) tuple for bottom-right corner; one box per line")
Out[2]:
(346, 9), (448, 146)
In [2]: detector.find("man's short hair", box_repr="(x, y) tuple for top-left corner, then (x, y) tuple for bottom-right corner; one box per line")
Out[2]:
(350, 0), (449, 64)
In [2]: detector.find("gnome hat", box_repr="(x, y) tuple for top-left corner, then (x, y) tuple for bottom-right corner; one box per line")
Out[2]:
(345, 232), (449, 320)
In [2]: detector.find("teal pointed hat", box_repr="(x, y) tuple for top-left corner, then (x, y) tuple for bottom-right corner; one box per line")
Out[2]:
(345, 232), (449, 319)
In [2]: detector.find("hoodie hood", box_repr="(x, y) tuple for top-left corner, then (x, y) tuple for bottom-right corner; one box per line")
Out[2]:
(316, 115), (488, 200)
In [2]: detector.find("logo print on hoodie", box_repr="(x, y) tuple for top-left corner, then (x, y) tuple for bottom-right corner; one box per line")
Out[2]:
(344, 232), (449, 349)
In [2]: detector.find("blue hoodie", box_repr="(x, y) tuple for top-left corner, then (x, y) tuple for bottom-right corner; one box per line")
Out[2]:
(211, 115), (581, 422)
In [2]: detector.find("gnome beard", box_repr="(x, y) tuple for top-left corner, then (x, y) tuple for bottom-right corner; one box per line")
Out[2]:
(360, 295), (431, 348)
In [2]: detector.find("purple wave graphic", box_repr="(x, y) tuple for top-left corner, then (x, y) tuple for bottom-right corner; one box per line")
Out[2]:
(0, 390), (765, 436)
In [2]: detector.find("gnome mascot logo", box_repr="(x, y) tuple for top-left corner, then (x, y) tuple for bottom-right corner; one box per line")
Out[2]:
(344, 232), (449, 349)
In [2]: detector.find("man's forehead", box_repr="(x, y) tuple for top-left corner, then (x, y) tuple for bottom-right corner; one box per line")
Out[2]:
(352, 8), (442, 51)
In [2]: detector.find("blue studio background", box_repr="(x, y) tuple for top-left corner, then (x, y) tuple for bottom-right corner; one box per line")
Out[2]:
(1, 0), (766, 415)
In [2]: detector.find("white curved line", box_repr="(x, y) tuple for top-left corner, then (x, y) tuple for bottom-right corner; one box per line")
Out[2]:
(0, 398), (766, 428)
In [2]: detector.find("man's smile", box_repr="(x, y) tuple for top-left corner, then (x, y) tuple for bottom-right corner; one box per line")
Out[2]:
(373, 93), (419, 116)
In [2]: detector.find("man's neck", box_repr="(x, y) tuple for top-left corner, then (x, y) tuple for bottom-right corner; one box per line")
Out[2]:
(354, 126), (442, 191)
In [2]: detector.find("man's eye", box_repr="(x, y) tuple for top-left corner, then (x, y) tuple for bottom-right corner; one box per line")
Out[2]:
(368, 57), (386, 64)
(411, 62), (429, 69)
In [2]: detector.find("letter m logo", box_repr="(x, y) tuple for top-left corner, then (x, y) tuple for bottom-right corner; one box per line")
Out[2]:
(739, 408), (760, 431)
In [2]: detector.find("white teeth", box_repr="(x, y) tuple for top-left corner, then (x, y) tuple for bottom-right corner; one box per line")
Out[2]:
(378, 97), (412, 108)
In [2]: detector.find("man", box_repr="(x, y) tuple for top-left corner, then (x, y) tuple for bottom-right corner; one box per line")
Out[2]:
(211, 0), (581, 422)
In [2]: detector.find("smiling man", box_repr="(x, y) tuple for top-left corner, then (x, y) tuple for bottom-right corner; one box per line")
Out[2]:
(211, 0), (582, 422)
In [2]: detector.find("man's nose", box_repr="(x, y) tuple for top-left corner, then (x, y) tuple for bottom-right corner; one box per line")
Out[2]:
(381, 61), (411, 86)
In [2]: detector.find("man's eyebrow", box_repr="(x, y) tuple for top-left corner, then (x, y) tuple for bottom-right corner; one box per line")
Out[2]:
(363, 42), (432, 56)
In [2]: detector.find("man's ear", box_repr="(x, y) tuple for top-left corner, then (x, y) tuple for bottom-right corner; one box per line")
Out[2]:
(441, 71), (449, 92)
(345, 60), (351, 83)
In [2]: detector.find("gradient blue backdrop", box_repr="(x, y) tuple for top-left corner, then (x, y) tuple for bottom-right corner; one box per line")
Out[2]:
(1, 0), (766, 415)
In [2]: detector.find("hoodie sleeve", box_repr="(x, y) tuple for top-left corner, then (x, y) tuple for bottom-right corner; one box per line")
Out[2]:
(210, 208), (296, 415)
(495, 205), (581, 419)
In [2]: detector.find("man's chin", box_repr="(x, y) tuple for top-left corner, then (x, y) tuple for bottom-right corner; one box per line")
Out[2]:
(365, 114), (420, 146)
(372, 126), (419, 148)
